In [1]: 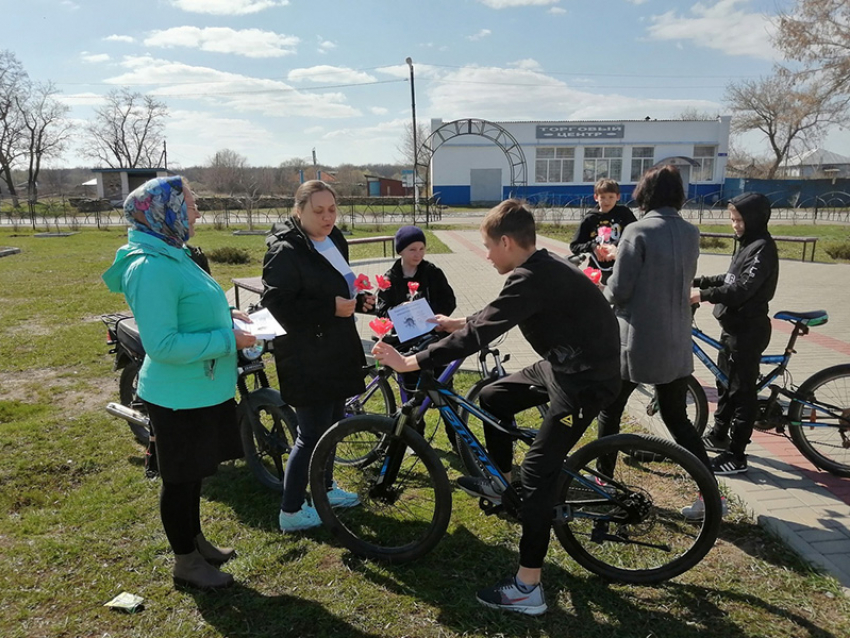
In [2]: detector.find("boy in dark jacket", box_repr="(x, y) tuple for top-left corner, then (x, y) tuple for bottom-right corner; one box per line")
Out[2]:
(373, 200), (620, 615)
(692, 192), (779, 475)
(376, 225), (456, 318)
(569, 178), (637, 283)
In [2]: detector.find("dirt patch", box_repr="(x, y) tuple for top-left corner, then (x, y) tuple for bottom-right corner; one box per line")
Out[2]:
(0, 368), (116, 415)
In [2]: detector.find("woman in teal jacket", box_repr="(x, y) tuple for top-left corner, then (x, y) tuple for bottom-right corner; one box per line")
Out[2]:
(103, 176), (256, 591)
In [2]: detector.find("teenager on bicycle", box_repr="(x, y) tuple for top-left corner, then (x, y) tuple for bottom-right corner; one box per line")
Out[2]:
(691, 192), (779, 475)
(373, 199), (621, 616)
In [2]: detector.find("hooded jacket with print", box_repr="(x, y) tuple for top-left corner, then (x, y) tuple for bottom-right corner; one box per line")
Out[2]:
(695, 192), (779, 330)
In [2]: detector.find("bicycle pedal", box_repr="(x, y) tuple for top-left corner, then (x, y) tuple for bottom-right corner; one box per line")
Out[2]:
(478, 499), (503, 515)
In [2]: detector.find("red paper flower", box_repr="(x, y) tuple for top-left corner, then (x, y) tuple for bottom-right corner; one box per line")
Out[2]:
(583, 267), (602, 285)
(375, 274), (392, 290)
(369, 317), (394, 337)
(353, 274), (372, 292)
(407, 281), (420, 295)
(597, 226), (612, 243)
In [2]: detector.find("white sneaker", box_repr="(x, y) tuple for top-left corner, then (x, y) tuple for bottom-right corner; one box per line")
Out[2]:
(681, 494), (729, 521)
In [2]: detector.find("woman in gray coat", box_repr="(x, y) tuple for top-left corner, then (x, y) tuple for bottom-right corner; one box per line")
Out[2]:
(596, 165), (714, 516)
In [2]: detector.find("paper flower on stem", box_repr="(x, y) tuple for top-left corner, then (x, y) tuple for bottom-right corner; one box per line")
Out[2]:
(596, 226), (612, 244)
(407, 281), (420, 301)
(375, 274), (392, 291)
(369, 317), (394, 367)
(583, 267), (602, 285)
(353, 274), (373, 292)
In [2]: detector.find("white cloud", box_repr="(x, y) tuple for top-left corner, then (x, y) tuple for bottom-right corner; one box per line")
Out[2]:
(169, 0), (288, 15)
(105, 55), (360, 119)
(287, 66), (377, 84)
(548, 7), (566, 14)
(165, 110), (285, 166)
(626, 0), (649, 5)
(104, 34), (135, 44)
(467, 29), (492, 41)
(81, 52), (110, 64)
(424, 64), (721, 123)
(61, 1), (80, 9)
(144, 27), (299, 58)
(317, 37), (337, 54)
(370, 106), (389, 115)
(646, 0), (779, 59)
(508, 58), (542, 71)
(478, 0), (559, 8)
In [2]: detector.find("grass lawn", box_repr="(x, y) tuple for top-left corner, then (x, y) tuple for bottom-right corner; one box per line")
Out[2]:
(1, 227), (849, 638)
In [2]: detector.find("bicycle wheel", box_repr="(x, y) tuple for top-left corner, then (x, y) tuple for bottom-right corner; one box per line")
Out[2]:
(118, 362), (150, 446)
(457, 377), (546, 478)
(240, 397), (298, 491)
(337, 368), (398, 467)
(310, 415), (452, 564)
(554, 433), (721, 584)
(788, 364), (850, 478)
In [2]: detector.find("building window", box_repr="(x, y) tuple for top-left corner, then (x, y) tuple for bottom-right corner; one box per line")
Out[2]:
(693, 145), (716, 181)
(535, 147), (575, 183)
(582, 146), (623, 182)
(630, 147), (654, 181)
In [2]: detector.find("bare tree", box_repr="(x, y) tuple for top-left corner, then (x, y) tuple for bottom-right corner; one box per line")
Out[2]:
(205, 148), (247, 194)
(777, 0), (850, 97)
(15, 82), (71, 208)
(84, 88), (168, 168)
(0, 50), (28, 207)
(725, 70), (847, 178)
(677, 107), (719, 121)
(334, 164), (366, 197)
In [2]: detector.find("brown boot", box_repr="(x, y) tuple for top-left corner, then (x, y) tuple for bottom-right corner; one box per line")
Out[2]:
(173, 549), (234, 590)
(194, 533), (236, 566)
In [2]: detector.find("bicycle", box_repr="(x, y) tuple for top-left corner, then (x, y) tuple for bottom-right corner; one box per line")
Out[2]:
(673, 308), (850, 477)
(308, 336), (722, 584)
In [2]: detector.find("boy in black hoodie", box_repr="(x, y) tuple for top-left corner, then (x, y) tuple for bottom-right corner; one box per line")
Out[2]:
(569, 178), (636, 283)
(691, 192), (779, 475)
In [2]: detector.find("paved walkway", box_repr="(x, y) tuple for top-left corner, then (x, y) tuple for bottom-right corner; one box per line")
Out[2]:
(231, 229), (850, 592)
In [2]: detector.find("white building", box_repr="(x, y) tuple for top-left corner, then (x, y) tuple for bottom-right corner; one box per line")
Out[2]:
(428, 117), (732, 206)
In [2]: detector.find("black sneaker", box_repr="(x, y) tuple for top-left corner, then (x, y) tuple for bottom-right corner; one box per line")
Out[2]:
(457, 476), (503, 504)
(702, 432), (730, 453)
(476, 576), (547, 616)
(711, 451), (748, 475)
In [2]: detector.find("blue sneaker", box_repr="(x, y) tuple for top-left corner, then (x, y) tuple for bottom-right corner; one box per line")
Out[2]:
(279, 504), (321, 533)
(326, 482), (360, 508)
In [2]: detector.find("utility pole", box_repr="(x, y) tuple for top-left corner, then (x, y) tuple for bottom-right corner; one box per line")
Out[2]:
(405, 57), (421, 225)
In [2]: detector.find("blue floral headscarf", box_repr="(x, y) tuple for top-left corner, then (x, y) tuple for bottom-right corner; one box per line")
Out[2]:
(124, 176), (189, 248)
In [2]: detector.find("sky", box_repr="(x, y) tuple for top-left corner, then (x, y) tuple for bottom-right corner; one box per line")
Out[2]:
(5, 0), (849, 170)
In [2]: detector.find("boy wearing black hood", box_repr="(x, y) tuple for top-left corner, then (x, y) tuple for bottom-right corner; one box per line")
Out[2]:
(691, 192), (779, 475)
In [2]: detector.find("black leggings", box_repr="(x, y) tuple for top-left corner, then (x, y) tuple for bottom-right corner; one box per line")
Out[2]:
(160, 480), (202, 555)
(478, 361), (619, 569)
(596, 377), (712, 472)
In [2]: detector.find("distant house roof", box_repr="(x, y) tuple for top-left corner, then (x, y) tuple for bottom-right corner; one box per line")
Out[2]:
(90, 167), (172, 174)
(785, 148), (850, 167)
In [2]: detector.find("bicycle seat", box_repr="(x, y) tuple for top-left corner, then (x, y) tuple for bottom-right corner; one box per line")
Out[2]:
(773, 310), (829, 327)
(116, 317), (145, 356)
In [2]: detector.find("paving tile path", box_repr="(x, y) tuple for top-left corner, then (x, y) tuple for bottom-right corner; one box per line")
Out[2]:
(231, 227), (850, 592)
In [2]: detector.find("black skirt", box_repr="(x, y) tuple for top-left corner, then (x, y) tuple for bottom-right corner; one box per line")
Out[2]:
(144, 399), (243, 483)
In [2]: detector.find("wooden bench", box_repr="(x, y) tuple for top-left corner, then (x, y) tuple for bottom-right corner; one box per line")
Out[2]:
(346, 235), (395, 257)
(699, 232), (817, 262)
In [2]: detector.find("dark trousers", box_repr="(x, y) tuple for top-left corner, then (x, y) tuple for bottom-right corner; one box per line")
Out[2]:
(281, 400), (344, 513)
(160, 479), (202, 555)
(712, 318), (771, 457)
(596, 377), (712, 472)
(478, 361), (620, 569)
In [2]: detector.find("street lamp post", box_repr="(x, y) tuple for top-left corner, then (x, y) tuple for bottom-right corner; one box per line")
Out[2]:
(405, 57), (421, 224)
